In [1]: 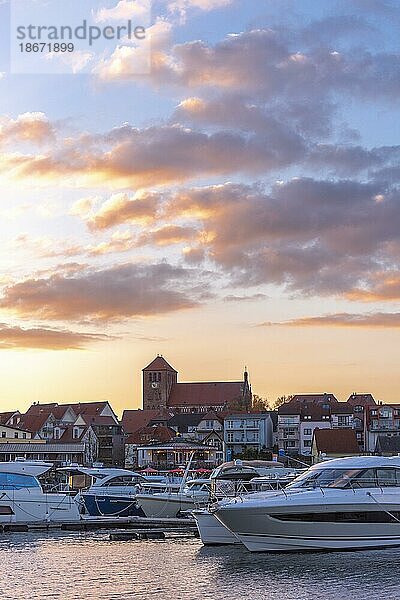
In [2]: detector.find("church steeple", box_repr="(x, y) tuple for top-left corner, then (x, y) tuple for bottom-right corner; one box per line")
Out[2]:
(142, 355), (178, 410)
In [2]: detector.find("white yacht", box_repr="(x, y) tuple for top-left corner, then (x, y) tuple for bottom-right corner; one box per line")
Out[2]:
(0, 460), (80, 524)
(214, 456), (400, 552)
(135, 478), (211, 518)
(64, 467), (180, 518)
(193, 460), (301, 546)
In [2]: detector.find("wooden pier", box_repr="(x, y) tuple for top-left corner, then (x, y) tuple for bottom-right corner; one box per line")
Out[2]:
(0, 515), (197, 534)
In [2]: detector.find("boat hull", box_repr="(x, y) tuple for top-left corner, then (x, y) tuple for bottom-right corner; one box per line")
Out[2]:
(81, 493), (145, 517)
(0, 493), (80, 523)
(136, 494), (204, 518)
(192, 510), (241, 545)
(215, 498), (400, 553)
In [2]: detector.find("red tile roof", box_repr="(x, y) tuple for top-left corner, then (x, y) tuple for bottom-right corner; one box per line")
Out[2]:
(347, 393), (376, 407)
(127, 425), (176, 445)
(59, 426), (89, 443)
(0, 412), (18, 425)
(313, 428), (359, 454)
(25, 403), (58, 415)
(19, 413), (53, 434)
(168, 382), (245, 407)
(143, 356), (177, 372)
(199, 410), (223, 423)
(121, 409), (173, 434)
(68, 402), (111, 416)
(291, 394), (338, 404)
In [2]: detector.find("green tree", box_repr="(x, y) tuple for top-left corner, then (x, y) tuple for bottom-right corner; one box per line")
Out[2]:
(251, 395), (269, 411)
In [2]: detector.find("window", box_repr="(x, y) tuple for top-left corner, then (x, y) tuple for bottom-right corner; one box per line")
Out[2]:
(226, 432), (234, 443)
(289, 467), (400, 490)
(226, 421), (233, 429)
(0, 473), (40, 490)
(354, 405), (364, 413)
(73, 428), (80, 439)
(22, 433), (27, 439)
(157, 372), (161, 382)
(14, 432), (18, 438)
(379, 408), (392, 418)
(1, 432), (5, 438)
(304, 428), (312, 436)
(322, 415), (330, 420)
(271, 511), (400, 523)
(303, 440), (312, 447)
(376, 468), (400, 487)
(303, 415), (311, 420)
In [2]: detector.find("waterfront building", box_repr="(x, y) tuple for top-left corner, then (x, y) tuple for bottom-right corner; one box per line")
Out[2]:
(277, 393), (376, 456)
(364, 403), (400, 453)
(223, 412), (274, 459)
(0, 423), (32, 440)
(311, 428), (360, 463)
(15, 401), (123, 466)
(136, 438), (221, 469)
(125, 425), (176, 468)
(0, 440), (86, 464)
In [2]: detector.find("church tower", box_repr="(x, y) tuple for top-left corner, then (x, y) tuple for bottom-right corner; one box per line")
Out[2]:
(142, 355), (178, 410)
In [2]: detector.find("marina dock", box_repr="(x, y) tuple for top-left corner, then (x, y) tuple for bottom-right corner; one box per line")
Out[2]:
(0, 515), (196, 534)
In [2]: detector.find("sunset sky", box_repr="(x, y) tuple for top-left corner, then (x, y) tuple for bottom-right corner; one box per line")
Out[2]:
(0, 0), (399, 416)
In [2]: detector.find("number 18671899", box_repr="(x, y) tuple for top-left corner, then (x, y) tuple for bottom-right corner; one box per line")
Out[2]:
(19, 43), (74, 53)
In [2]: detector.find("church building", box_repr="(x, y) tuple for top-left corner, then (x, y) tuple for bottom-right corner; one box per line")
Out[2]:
(142, 355), (252, 414)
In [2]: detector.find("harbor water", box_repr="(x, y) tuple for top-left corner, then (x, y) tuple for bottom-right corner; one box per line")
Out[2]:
(1, 531), (400, 600)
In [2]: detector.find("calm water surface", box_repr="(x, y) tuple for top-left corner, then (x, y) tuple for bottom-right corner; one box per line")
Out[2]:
(0, 531), (399, 600)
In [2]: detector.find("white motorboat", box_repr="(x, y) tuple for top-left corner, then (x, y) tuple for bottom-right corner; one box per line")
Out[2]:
(193, 460), (301, 546)
(75, 468), (149, 517)
(135, 478), (211, 518)
(214, 455), (400, 553)
(0, 460), (80, 524)
(62, 467), (181, 518)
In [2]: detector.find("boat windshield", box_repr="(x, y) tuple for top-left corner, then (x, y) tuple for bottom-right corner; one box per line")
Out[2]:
(0, 472), (40, 490)
(287, 467), (386, 489)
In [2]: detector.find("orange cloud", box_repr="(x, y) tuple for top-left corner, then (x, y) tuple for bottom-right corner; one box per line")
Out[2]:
(138, 225), (198, 246)
(0, 323), (113, 350)
(263, 313), (400, 328)
(346, 275), (400, 302)
(88, 192), (160, 230)
(0, 263), (201, 322)
(0, 113), (55, 146)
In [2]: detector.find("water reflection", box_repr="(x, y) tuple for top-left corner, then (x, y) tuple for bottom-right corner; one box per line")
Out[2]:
(0, 532), (399, 600)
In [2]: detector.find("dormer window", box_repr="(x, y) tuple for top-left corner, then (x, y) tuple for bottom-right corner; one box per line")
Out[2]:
(379, 408), (391, 418)
(73, 427), (80, 439)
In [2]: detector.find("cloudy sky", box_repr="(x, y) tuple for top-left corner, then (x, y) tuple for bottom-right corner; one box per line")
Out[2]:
(0, 0), (399, 414)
